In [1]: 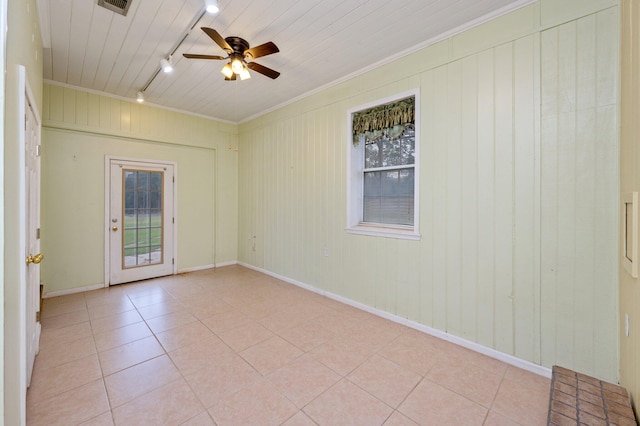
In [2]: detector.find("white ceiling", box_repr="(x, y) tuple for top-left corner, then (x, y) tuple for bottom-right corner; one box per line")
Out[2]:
(37, 0), (530, 123)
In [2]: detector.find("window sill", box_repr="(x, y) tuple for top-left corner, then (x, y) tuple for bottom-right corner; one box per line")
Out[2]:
(345, 224), (421, 240)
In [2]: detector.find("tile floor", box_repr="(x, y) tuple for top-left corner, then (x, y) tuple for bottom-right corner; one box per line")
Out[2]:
(27, 265), (551, 425)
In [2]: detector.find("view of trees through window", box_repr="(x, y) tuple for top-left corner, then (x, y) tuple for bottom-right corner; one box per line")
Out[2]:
(123, 170), (163, 267)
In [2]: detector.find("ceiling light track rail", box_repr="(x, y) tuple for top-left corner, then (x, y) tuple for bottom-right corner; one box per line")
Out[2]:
(139, 4), (213, 98)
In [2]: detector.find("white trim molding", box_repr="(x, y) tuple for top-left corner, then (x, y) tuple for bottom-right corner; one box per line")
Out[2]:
(238, 261), (552, 379)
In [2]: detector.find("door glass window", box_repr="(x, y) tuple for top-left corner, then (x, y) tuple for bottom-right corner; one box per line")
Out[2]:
(123, 169), (164, 268)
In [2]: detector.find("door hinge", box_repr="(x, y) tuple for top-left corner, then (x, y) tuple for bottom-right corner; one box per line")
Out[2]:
(172, 258), (174, 265)
(36, 228), (40, 239)
(36, 144), (41, 157)
(172, 217), (175, 224)
(173, 176), (175, 183)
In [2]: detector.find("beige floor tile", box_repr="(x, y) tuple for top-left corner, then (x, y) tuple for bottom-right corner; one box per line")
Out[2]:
(444, 345), (509, 377)
(240, 335), (304, 375)
(168, 335), (235, 378)
(179, 411), (216, 426)
(304, 379), (393, 426)
(185, 355), (262, 408)
(427, 355), (504, 407)
(79, 411), (114, 425)
(39, 321), (93, 347)
(28, 354), (102, 404)
(279, 320), (337, 352)
(87, 299), (135, 320)
(483, 410), (522, 426)
(28, 267), (552, 426)
(112, 379), (204, 426)
(491, 374), (550, 426)
(40, 298), (87, 319)
(84, 289), (128, 308)
(155, 321), (215, 352)
(27, 379), (110, 426)
(129, 289), (176, 309)
(98, 336), (165, 376)
(378, 335), (439, 376)
(281, 411), (317, 426)
(310, 339), (371, 376)
(90, 309), (143, 335)
(267, 354), (341, 408)
(94, 321), (152, 352)
(383, 411), (420, 425)
(398, 380), (487, 425)
(349, 354), (422, 408)
(200, 309), (250, 334)
(104, 355), (182, 407)
(136, 299), (186, 320)
(217, 319), (274, 352)
(145, 310), (198, 334)
(503, 365), (551, 391)
(209, 379), (298, 426)
(41, 309), (90, 330)
(34, 335), (97, 371)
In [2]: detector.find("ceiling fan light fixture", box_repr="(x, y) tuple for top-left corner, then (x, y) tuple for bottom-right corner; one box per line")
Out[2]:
(136, 91), (144, 103)
(221, 63), (233, 78)
(160, 57), (173, 73)
(239, 68), (251, 80)
(205, 0), (219, 14)
(231, 57), (244, 74)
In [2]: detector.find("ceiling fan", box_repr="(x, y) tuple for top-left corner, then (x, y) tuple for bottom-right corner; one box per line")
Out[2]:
(183, 27), (280, 81)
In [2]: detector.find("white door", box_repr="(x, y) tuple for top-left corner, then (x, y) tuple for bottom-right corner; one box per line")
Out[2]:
(24, 85), (42, 386)
(108, 159), (175, 285)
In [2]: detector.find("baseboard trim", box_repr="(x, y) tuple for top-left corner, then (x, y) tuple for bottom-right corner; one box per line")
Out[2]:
(238, 262), (552, 379)
(43, 282), (106, 298)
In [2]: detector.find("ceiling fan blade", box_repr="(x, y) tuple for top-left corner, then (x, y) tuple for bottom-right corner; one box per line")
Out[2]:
(201, 27), (233, 53)
(244, 42), (279, 60)
(246, 62), (280, 79)
(182, 53), (226, 60)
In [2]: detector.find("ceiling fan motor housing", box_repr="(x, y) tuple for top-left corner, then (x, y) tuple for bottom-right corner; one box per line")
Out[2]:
(225, 37), (250, 56)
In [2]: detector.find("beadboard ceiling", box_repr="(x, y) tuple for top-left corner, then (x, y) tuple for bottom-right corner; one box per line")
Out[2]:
(37, 0), (530, 123)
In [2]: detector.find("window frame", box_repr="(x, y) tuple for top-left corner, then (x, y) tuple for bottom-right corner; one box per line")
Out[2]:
(346, 89), (420, 240)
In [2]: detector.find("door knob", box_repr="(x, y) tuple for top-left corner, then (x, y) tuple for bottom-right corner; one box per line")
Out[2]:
(112, 226), (119, 232)
(25, 253), (43, 265)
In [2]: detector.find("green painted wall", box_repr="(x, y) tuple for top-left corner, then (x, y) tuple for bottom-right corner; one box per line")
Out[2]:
(41, 84), (238, 294)
(238, 0), (620, 381)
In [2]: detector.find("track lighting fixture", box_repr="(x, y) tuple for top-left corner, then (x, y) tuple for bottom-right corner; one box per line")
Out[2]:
(205, 0), (219, 14)
(160, 57), (173, 73)
(136, 91), (145, 103)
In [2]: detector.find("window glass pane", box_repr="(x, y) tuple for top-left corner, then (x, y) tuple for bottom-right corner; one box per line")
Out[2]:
(124, 248), (137, 267)
(137, 172), (149, 191)
(150, 172), (162, 191)
(363, 169), (414, 226)
(150, 191), (162, 210)
(122, 169), (164, 269)
(365, 129), (415, 169)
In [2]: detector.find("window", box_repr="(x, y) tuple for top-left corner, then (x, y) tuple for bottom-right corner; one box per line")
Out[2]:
(347, 90), (420, 239)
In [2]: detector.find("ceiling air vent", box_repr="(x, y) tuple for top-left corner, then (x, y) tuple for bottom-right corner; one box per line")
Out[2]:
(97, 0), (132, 16)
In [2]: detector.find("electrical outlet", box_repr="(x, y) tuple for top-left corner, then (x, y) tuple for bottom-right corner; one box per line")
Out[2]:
(323, 247), (329, 257)
(625, 313), (630, 337)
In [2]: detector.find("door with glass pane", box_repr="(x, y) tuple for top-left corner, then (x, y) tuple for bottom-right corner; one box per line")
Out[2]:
(109, 160), (175, 285)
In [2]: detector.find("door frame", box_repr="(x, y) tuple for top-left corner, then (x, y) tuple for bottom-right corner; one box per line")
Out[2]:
(104, 156), (178, 286)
